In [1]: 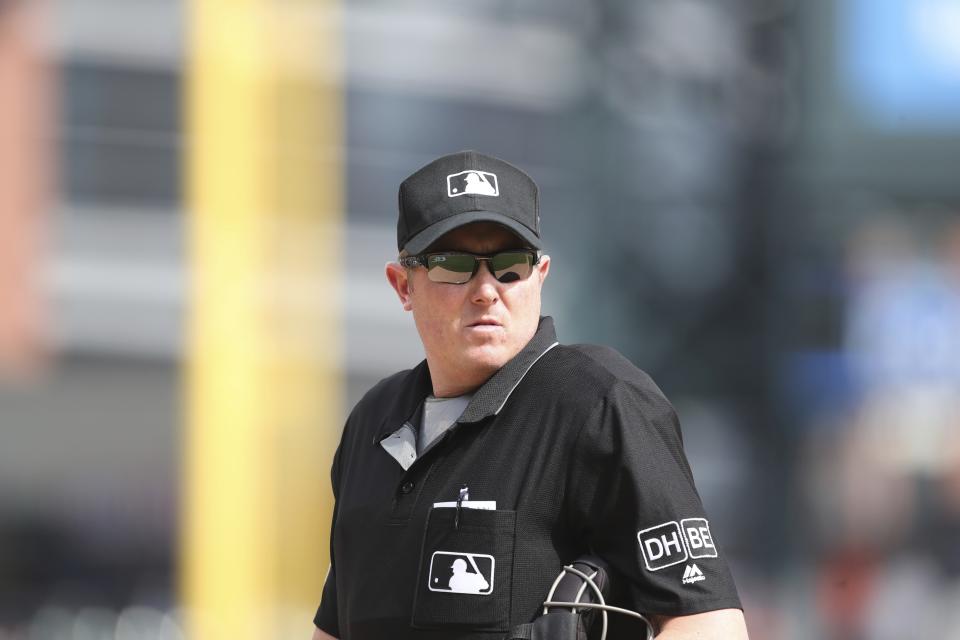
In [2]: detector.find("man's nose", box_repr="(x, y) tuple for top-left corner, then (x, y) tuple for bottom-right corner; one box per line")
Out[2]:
(470, 261), (499, 304)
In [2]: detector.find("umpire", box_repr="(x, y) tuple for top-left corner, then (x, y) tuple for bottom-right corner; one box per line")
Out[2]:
(311, 151), (749, 639)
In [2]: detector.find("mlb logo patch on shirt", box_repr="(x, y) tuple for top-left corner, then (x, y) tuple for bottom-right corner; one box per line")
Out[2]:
(428, 551), (495, 595)
(447, 170), (499, 198)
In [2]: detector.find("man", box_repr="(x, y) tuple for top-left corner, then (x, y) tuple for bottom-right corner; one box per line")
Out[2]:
(312, 151), (749, 639)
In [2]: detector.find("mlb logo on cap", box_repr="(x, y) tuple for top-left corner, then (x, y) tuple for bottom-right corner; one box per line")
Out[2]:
(447, 170), (499, 198)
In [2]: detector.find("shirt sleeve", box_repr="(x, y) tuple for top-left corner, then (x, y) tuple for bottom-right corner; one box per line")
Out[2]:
(313, 563), (339, 635)
(564, 379), (742, 617)
(313, 441), (343, 636)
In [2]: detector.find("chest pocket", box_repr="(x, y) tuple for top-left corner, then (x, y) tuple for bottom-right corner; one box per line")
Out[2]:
(411, 507), (517, 632)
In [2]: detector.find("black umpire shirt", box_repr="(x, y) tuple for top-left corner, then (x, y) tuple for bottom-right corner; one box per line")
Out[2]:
(314, 317), (741, 639)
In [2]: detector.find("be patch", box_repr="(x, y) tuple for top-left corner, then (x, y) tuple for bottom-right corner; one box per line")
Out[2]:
(680, 518), (717, 559)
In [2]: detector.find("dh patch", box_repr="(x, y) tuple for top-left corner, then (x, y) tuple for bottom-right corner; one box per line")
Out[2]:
(637, 521), (688, 571)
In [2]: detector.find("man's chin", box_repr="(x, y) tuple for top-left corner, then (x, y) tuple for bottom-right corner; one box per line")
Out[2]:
(460, 344), (514, 373)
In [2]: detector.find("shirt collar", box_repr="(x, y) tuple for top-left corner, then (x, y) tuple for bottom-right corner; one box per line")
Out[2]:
(374, 316), (559, 441)
(457, 316), (558, 424)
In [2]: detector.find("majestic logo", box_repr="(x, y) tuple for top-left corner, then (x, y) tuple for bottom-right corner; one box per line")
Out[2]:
(682, 564), (706, 585)
(447, 170), (499, 198)
(637, 518), (718, 572)
(428, 551), (494, 595)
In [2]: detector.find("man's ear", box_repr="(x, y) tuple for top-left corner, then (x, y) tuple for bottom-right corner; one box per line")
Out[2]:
(385, 261), (414, 311)
(536, 254), (551, 283)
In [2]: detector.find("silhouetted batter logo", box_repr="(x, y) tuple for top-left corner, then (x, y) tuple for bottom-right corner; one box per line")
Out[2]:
(428, 551), (494, 595)
(446, 170), (499, 198)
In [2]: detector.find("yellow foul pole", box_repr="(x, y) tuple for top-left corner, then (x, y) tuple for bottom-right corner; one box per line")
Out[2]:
(183, 1), (342, 637)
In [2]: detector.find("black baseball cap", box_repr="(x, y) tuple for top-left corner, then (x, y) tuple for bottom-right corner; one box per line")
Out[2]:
(397, 150), (542, 255)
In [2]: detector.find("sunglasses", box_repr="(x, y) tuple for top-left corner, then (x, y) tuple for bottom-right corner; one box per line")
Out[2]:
(399, 250), (541, 285)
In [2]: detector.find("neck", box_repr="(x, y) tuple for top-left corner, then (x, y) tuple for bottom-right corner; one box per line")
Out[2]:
(427, 359), (496, 398)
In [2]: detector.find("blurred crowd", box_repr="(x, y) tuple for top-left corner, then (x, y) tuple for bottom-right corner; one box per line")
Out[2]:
(804, 216), (960, 639)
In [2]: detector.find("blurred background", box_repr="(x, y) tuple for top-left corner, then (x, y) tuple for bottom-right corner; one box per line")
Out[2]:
(2, 0), (960, 638)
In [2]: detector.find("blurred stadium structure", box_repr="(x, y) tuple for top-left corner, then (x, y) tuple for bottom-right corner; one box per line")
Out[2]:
(1, 0), (959, 638)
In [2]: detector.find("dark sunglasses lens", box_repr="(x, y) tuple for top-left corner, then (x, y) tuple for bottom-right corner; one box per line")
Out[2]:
(491, 252), (534, 283)
(426, 254), (477, 284)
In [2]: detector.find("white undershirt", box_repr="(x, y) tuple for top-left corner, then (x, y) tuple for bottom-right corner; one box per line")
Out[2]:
(420, 394), (472, 455)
